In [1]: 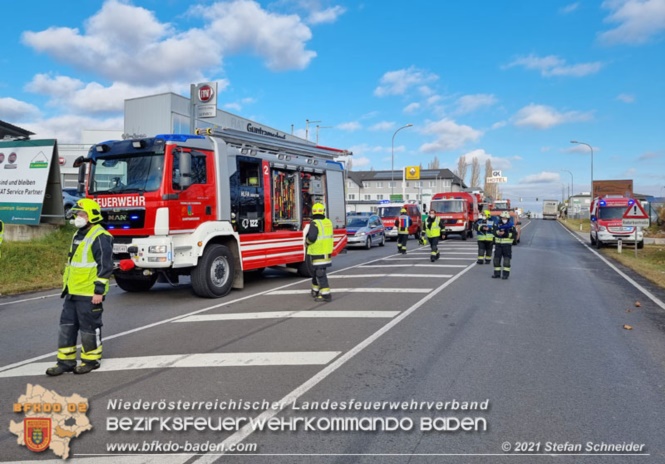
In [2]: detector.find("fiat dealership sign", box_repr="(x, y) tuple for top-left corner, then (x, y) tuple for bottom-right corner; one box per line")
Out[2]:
(195, 82), (218, 118)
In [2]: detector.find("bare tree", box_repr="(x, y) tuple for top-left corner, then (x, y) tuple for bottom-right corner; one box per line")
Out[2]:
(456, 155), (468, 186)
(484, 159), (495, 200)
(428, 156), (440, 170)
(470, 157), (480, 188)
(346, 157), (353, 171)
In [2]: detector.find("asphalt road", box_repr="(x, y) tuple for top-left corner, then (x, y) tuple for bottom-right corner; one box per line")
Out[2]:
(1, 219), (665, 463)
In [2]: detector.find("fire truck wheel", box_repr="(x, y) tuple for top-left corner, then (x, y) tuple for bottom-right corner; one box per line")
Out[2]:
(191, 244), (235, 298)
(114, 273), (157, 292)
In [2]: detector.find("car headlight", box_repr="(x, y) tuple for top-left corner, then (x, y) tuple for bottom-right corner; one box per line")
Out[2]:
(598, 226), (607, 232)
(148, 245), (168, 253)
(356, 231), (366, 237)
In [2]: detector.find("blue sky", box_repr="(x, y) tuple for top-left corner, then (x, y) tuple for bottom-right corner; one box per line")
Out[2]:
(1, 0), (664, 207)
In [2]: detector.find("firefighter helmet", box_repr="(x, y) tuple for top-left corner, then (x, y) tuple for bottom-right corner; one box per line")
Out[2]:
(483, 209), (491, 218)
(400, 208), (407, 214)
(312, 203), (326, 215)
(70, 198), (104, 223)
(500, 211), (511, 219)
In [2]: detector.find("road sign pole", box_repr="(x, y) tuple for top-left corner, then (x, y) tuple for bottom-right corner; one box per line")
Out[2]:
(635, 227), (638, 258)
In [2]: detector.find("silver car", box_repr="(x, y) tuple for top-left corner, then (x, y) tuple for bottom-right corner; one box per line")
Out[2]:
(346, 214), (386, 249)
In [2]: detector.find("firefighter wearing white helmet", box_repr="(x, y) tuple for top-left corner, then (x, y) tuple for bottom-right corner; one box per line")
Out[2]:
(47, 198), (114, 376)
(492, 210), (516, 280)
(306, 202), (334, 302)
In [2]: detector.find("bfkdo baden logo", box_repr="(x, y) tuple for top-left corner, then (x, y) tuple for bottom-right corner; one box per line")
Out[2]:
(10, 384), (92, 460)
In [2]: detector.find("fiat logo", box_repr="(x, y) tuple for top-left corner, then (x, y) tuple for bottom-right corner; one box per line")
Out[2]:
(198, 85), (214, 103)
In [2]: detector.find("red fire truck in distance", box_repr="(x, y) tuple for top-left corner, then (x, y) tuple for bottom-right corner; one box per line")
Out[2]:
(430, 192), (479, 240)
(74, 128), (350, 298)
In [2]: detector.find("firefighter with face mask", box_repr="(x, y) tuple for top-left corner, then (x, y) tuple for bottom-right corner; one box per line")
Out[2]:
(492, 211), (516, 279)
(476, 209), (496, 264)
(395, 208), (412, 254)
(46, 199), (114, 376)
(424, 209), (444, 262)
(307, 202), (334, 302)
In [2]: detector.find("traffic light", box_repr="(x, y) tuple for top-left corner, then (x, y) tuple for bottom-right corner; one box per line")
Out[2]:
(536, 197), (539, 201)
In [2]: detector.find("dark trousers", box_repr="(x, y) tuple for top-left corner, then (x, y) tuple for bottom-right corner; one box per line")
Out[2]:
(429, 236), (439, 256)
(397, 233), (409, 252)
(56, 297), (103, 368)
(478, 240), (493, 261)
(493, 244), (512, 274)
(311, 266), (330, 294)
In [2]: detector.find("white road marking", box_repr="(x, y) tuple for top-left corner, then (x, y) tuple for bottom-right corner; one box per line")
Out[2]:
(175, 311), (401, 322)
(559, 223), (665, 311)
(329, 274), (452, 278)
(267, 288), (432, 295)
(193, 262), (477, 462)
(362, 264), (468, 268)
(5, 458), (180, 464)
(0, 352), (341, 378)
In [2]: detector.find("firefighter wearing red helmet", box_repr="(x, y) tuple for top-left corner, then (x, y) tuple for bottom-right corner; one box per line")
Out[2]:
(47, 198), (114, 376)
(492, 211), (516, 279)
(307, 202), (334, 302)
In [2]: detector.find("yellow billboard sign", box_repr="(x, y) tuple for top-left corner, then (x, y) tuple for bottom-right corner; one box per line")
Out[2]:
(405, 165), (420, 180)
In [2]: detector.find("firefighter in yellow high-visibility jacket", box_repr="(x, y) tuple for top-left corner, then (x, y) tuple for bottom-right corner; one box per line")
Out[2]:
(47, 199), (114, 376)
(307, 203), (334, 302)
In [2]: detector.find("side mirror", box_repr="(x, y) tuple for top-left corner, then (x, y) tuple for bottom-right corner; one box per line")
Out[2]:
(77, 163), (87, 195)
(177, 150), (192, 189)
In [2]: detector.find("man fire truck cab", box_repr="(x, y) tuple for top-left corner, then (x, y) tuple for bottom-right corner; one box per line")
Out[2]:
(590, 195), (644, 249)
(377, 201), (422, 240)
(73, 128), (350, 298)
(430, 192), (478, 240)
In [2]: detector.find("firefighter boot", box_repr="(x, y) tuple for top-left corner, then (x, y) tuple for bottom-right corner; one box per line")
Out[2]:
(46, 364), (74, 376)
(74, 361), (100, 375)
(492, 269), (501, 278)
(431, 254), (436, 262)
(502, 271), (510, 280)
(436, 252), (440, 261)
(476, 259), (484, 264)
(311, 285), (320, 299)
(485, 258), (492, 264)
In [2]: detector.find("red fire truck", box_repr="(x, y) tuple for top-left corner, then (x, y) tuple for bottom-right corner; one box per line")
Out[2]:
(74, 128), (350, 298)
(430, 192), (479, 240)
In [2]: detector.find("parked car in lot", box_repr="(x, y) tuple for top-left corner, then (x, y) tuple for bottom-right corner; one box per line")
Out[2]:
(346, 214), (386, 249)
(62, 187), (83, 213)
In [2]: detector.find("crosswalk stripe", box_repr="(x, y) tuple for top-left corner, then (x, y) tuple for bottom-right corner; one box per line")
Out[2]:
(175, 311), (401, 322)
(362, 264), (468, 268)
(267, 288), (432, 295)
(329, 274), (451, 278)
(0, 352), (342, 378)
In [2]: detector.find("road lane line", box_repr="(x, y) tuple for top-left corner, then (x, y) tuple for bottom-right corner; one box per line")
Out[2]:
(0, 352), (342, 378)
(175, 311), (401, 322)
(192, 262), (477, 462)
(559, 223), (665, 311)
(362, 264), (467, 268)
(329, 274), (452, 278)
(267, 288), (432, 295)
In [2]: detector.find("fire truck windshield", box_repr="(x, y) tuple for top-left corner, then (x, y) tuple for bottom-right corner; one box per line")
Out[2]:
(378, 206), (402, 218)
(431, 200), (465, 213)
(89, 153), (164, 194)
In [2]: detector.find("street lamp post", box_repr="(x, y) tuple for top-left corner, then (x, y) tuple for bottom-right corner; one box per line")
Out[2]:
(391, 124), (413, 197)
(561, 169), (574, 198)
(316, 125), (332, 144)
(306, 119), (321, 141)
(570, 140), (593, 196)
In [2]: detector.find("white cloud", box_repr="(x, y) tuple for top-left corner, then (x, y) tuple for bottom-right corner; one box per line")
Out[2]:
(491, 121), (508, 130)
(22, 114), (124, 144)
(513, 104), (594, 129)
(307, 5), (346, 24)
(369, 121), (395, 131)
(460, 148), (512, 170)
(404, 102), (421, 114)
(599, 0), (665, 45)
(350, 156), (371, 167)
(337, 121), (362, 131)
(616, 93), (635, 103)
(374, 67), (439, 97)
(504, 54), (603, 77)
(419, 119), (483, 153)
(560, 3), (580, 14)
(223, 97), (257, 112)
(0, 97), (41, 121)
(349, 143), (386, 154)
(455, 94), (498, 114)
(519, 171), (561, 184)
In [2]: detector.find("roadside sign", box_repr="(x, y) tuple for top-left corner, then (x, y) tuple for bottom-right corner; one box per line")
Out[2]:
(622, 218), (649, 227)
(622, 202), (649, 219)
(486, 177), (507, 183)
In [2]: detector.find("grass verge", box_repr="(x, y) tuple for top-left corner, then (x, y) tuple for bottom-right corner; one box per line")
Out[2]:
(0, 225), (74, 295)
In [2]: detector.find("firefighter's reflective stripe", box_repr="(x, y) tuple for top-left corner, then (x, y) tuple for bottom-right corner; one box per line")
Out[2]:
(81, 344), (103, 361)
(398, 215), (410, 234)
(495, 236), (513, 244)
(63, 225), (112, 296)
(57, 346), (77, 361)
(425, 220), (441, 238)
(476, 220), (495, 241)
(307, 219), (333, 265)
